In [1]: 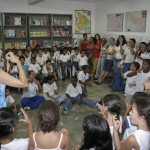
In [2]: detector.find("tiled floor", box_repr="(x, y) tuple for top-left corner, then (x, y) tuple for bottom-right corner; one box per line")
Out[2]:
(13, 78), (125, 148)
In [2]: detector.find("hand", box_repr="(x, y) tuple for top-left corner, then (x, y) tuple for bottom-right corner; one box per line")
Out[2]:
(75, 145), (80, 150)
(19, 108), (32, 125)
(144, 77), (150, 90)
(125, 102), (132, 115)
(60, 128), (69, 135)
(7, 52), (19, 64)
(113, 115), (120, 131)
(53, 99), (60, 105)
(96, 103), (106, 118)
(34, 79), (40, 85)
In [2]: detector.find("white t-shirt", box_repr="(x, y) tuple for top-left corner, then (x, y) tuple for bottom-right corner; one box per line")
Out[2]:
(54, 51), (60, 62)
(135, 52), (147, 68)
(136, 71), (150, 92)
(43, 52), (50, 61)
(78, 71), (89, 87)
(24, 56), (31, 66)
(71, 52), (79, 62)
(115, 44), (127, 59)
(77, 55), (88, 66)
(5, 95), (14, 106)
(59, 54), (70, 63)
(22, 82), (38, 98)
(29, 64), (41, 74)
(49, 55), (56, 64)
(124, 47), (136, 63)
(42, 65), (53, 77)
(145, 52), (150, 59)
(107, 45), (115, 60)
(124, 71), (137, 95)
(36, 55), (45, 66)
(66, 83), (82, 97)
(131, 130), (150, 150)
(1, 138), (29, 150)
(43, 82), (57, 100)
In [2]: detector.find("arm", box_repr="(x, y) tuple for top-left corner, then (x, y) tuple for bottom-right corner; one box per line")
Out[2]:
(12, 102), (17, 112)
(129, 47), (136, 55)
(34, 79), (42, 92)
(0, 52), (27, 88)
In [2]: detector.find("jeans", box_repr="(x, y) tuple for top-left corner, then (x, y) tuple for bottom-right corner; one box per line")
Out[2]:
(64, 95), (96, 111)
(61, 63), (72, 78)
(21, 96), (45, 109)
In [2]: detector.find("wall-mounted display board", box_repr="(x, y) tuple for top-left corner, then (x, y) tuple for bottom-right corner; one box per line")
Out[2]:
(125, 10), (147, 32)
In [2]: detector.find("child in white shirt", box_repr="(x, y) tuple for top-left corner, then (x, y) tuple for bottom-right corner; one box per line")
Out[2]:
(71, 47), (79, 71)
(64, 76), (96, 114)
(36, 49), (45, 67)
(29, 57), (41, 76)
(77, 51), (88, 68)
(122, 62), (140, 103)
(42, 48), (50, 61)
(43, 75), (65, 105)
(24, 49), (31, 66)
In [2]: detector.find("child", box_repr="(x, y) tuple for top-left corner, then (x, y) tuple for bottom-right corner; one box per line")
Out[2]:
(5, 87), (17, 112)
(49, 50), (58, 73)
(28, 101), (71, 149)
(113, 94), (150, 150)
(26, 45), (32, 57)
(24, 49), (31, 66)
(97, 94), (122, 150)
(36, 49), (45, 68)
(64, 76), (96, 114)
(28, 57), (41, 76)
(122, 62), (140, 103)
(77, 51), (88, 68)
(7, 61), (18, 78)
(135, 59), (150, 92)
(0, 107), (32, 150)
(43, 75), (65, 105)
(95, 38), (115, 84)
(19, 56), (29, 75)
(71, 47), (79, 72)
(78, 65), (90, 97)
(21, 70), (45, 110)
(42, 60), (57, 80)
(43, 48), (50, 61)
(59, 48), (71, 80)
(75, 114), (112, 150)
(135, 42), (148, 68)
(53, 46), (60, 63)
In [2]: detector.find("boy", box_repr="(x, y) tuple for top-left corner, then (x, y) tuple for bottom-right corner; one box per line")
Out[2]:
(5, 87), (17, 112)
(19, 56), (29, 75)
(78, 65), (91, 97)
(64, 76), (96, 114)
(121, 62), (140, 103)
(43, 75), (65, 105)
(28, 57), (41, 76)
(77, 51), (88, 68)
(24, 49), (31, 66)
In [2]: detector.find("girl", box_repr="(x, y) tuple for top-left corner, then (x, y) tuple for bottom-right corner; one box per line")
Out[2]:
(43, 48), (50, 61)
(75, 114), (112, 150)
(113, 94), (150, 150)
(80, 33), (89, 52)
(29, 101), (71, 150)
(95, 38), (115, 84)
(94, 38), (109, 80)
(21, 70), (45, 110)
(91, 34), (101, 78)
(97, 94), (122, 150)
(71, 47), (79, 72)
(36, 49), (46, 68)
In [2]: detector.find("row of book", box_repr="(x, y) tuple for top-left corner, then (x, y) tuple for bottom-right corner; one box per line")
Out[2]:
(30, 31), (50, 37)
(53, 27), (71, 37)
(5, 16), (26, 25)
(4, 42), (27, 49)
(5, 29), (26, 37)
(53, 18), (72, 26)
(29, 19), (50, 26)
(30, 40), (51, 48)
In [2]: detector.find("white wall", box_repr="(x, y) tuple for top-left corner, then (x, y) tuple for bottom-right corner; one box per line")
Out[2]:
(95, 0), (150, 39)
(0, 0), (95, 34)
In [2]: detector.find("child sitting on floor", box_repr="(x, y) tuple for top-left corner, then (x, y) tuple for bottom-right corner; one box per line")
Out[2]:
(43, 75), (65, 105)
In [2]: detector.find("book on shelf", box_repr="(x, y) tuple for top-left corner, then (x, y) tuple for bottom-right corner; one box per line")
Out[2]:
(5, 29), (26, 37)
(4, 42), (26, 49)
(29, 19), (50, 26)
(30, 40), (51, 48)
(30, 31), (50, 37)
(53, 17), (72, 26)
(5, 16), (26, 25)
(53, 27), (71, 37)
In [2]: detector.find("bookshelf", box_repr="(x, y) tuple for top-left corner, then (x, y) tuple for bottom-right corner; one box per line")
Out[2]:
(52, 14), (72, 47)
(0, 14), (2, 49)
(28, 14), (51, 48)
(3, 13), (28, 50)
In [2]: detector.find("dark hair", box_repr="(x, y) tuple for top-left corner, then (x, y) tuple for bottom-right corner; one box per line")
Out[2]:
(130, 38), (136, 44)
(110, 37), (115, 41)
(73, 46), (79, 50)
(19, 56), (25, 61)
(143, 59), (150, 66)
(132, 92), (149, 104)
(26, 45), (31, 48)
(141, 42), (148, 47)
(116, 35), (127, 46)
(0, 107), (15, 139)
(38, 101), (59, 133)
(148, 43), (150, 46)
(28, 70), (35, 75)
(94, 34), (101, 41)
(80, 114), (112, 150)
(45, 75), (55, 83)
(101, 94), (121, 119)
(132, 95), (150, 129)
(82, 65), (89, 71)
(131, 62), (140, 70)
(31, 57), (35, 61)
(83, 33), (87, 37)
(90, 37), (97, 44)
(71, 75), (78, 81)
(46, 60), (51, 64)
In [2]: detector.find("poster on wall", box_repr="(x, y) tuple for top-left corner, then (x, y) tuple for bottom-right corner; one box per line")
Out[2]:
(125, 10), (147, 32)
(107, 13), (124, 32)
(75, 10), (91, 34)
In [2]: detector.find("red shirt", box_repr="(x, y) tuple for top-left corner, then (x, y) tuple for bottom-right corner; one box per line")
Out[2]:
(93, 41), (101, 58)
(80, 40), (88, 51)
